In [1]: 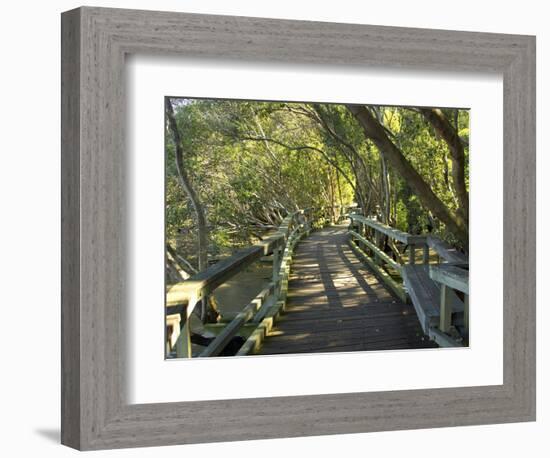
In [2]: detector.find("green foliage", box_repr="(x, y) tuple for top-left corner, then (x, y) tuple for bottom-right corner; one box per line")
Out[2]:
(165, 98), (469, 266)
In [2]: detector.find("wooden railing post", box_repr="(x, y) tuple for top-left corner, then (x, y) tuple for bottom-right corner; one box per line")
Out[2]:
(175, 303), (192, 358)
(423, 244), (430, 264)
(439, 284), (453, 333)
(167, 208), (315, 358)
(360, 222), (366, 253)
(374, 231), (381, 265)
(272, 247), (281, 285)
(429, 264), (469, 341)
(347, 213), (469, 347)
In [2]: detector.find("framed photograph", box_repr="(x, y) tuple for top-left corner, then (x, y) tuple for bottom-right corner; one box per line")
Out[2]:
(61, 6), (535, 450)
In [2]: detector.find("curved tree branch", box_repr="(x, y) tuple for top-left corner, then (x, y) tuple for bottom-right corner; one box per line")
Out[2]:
(239, 134), (358, 194)
(347, 104), (469, 246)
(419, 108), (469, 223)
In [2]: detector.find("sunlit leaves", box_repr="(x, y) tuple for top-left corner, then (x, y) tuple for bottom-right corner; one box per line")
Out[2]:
(165, 98), (469, 257)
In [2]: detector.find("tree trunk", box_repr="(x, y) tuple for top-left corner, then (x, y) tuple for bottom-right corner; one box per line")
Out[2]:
(336, 168), (344, 215)
(165, 98), (219, 322)
(313, 106), (380, 207)
(380, 154), (391, 224)
(419, 108), (469, 223)
(347, 105), (469, 246)
(166, 243), (197, 279)
(328, 167), (336, 223)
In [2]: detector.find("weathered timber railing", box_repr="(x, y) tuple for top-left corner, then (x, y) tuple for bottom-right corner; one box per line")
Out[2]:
(347, 214), (469, 347)
(429, 263), (469, 345)
(348, 215), (427, 302)
(167, 208), (318, 358)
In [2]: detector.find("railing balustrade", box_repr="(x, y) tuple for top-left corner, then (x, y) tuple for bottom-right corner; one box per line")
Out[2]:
(166, 206), (356, 357)
(347, 213), (469, 347)
(166, 207), (467, 356)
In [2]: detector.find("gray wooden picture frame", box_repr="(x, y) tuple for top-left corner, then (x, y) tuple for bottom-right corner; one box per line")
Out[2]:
(61, 6), (536, 451)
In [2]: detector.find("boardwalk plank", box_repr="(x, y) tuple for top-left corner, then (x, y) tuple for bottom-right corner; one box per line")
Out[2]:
(257, 226), (438, 356)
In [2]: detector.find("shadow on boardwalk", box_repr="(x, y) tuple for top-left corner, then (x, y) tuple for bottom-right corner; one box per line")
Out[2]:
(258, 225), (438, 355)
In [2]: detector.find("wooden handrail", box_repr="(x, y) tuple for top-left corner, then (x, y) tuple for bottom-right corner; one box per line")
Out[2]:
(199, 283), (275, 357)
(429, 264), (469, 336)
(429, 264), (469, 294)
(168, 207), (329, 357)
(168, 205), (363, 357)
(167, 209), (305, 315)
(348, 214), (426, 244)
(349, 215), (468, 265)
(427, 236), (468, 263)
(347, 212), (469, 347)
(200, 222), (307, 357)
(166, 245), (263, 308)
(235, 224), (305, 356)
(348, 230), (402, 272)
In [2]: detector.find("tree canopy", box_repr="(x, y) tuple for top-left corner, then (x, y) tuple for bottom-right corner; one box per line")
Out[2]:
(165, 98), (469, 283)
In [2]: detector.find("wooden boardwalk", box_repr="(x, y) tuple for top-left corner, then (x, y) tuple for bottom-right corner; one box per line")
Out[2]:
(258, 226), (438, 355)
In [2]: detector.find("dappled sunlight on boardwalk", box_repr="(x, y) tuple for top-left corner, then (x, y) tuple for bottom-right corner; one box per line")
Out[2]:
(258, 225), (437, 355)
